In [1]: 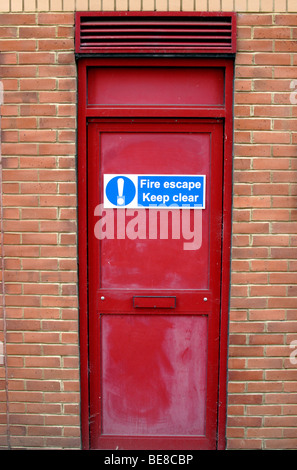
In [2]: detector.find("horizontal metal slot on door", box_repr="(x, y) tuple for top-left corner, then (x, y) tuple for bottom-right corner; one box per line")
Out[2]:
(133, 296), (176, 309)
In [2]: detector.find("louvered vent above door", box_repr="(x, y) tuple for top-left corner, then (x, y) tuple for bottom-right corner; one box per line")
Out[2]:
(75, 12), (236, 55)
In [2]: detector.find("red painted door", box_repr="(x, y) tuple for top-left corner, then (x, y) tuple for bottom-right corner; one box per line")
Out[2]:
(87, 119), (224, 449)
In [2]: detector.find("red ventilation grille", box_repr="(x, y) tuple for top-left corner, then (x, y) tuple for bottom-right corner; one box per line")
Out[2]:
(75, 12), (236, 55)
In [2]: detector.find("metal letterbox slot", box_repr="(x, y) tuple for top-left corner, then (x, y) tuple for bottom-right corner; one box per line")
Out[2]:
(133, 296), (176, 309)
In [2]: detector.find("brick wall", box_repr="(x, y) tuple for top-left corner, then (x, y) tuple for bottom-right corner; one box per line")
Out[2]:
(0, 9), (79, 449)
(0, 0), (297, 450)
(230, 12), (297, 449)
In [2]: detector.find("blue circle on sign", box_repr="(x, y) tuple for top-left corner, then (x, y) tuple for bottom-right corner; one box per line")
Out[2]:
(105, 176), (136, 207)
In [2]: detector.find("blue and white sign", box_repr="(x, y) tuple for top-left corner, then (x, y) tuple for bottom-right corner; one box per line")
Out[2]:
(104, 174), (206, 209)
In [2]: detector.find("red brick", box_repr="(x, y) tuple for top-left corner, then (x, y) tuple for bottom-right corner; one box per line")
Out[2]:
(19, 52), (56, 65)
(57, 26), (74, 38)
(0, 14), (36, 25)
(252, 258), (286, 274)
(20, 79), (56, 91)
(22, 233), (57, 245)
(236, 65), (273, 78)
(38, 170), (75, 182)
(19, 26), (56, 39)
(253, 158), (290, 170)
(237, 14), (273, 25)
(272, 196), (297, 208)
(0, 66), (37, 78)
(1, 130), (18, 142)
(38, 39), (74, 51)
(235, 92), (271, 104)
(20, 157), (56, 169)
(234, 131), (251, 143)
(235, 171), (270, 183)
(38, 65), (76, 77)
(253, 27), (291, 39)
(275, 67), (297, 79)
(268, 298), (297, 308)
(57, 52), (75, 64)
(254, 79), (290, 92)
(233, 222), (270, 233)
(253, 132), (290, 144)
(234, 144), (271, 157)
(38, 13), (74, 25)
(0, 52), (17, 64)
(234, 105), (251, 116)
(21, 208), (57, 220)
(254, 106), (291, 117)
(252, 211), (290, 222)
(20, 182), (57, 194)
(237, 39), (273, 52)
(275, 15), (297, 25)
(253, 184), (289, 195)
(0, 26), (17, 38)
(2, 117), (37, 129)
(19, 130), (56, 142)
(229, 395), (262, 405)
(3, 195), (39, 206)
(39, 117), (75, 129)
(1, 104), (19, 116)
(5, 296), (40, 307)
(58, 78), (76, 90)
(247, 428), (282, 438)
(275, 41), (297, 52)
(0, 39), (36, 52)
(57, 105), (76, 117)
(20, 104), (56, 116)
(39, 92), (76, 104)
(270, 273), (297, 284)
(266, 439), (297, 450)
(234, 118), (271, 130)
(272, 222), (297, 234)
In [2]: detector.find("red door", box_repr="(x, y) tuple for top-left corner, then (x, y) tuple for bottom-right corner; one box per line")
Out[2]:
(87, 119), (223, 449)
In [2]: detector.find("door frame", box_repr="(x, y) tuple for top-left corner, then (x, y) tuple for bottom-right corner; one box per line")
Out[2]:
(88, 118), (223, 450)
(77, 57), (234, 450)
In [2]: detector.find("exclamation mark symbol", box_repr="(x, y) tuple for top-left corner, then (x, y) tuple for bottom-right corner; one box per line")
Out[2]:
(117, 177), (125, 206)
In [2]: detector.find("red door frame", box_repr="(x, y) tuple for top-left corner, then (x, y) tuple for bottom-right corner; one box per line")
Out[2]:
(77, 57), (234, 450)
